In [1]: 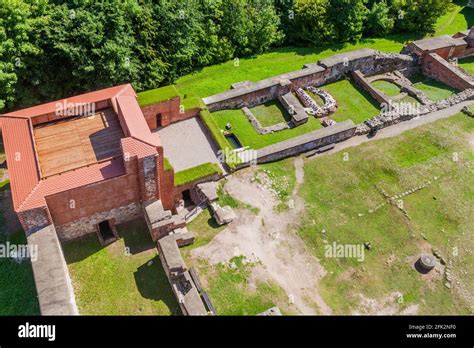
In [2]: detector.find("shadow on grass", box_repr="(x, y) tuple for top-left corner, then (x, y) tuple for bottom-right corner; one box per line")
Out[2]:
(63, 233), (103, 264)
(64, 219), (156, 263)
(347, 77), (383, 110)
(461, 5), (474, 28)
(206, 216), (221, 230)
(134, 256), (180, 315)
(118, 219), (155, 255)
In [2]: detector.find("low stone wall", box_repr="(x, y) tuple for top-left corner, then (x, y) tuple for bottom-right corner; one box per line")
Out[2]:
(203, 49), (415, 112)
(278, 92), (308, 125)
(157, 233), (211, 315)
(28, 225), (78, 315)
(55, 202), (142, 241)
(256, 120), (356, 163)
(242, 107), (289, 134)
(422, 53), (474, 91)
(364, 88), (474, 132)
(351, 70), (390, 106)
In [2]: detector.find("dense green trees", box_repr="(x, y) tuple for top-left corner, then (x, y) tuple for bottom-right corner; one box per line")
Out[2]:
(0, 0), (452, 111)
(365, 1), (395, 37)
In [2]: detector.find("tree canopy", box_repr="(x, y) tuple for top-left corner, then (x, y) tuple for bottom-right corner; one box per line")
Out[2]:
(0, 0), (452, 111)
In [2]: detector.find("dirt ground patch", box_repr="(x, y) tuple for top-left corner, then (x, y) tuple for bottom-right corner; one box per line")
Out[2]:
(191, 158), (332, 314)
(352, 291), (419, 315)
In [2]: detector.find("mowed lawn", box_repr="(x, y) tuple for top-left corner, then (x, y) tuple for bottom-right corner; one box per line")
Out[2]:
(250, 101), (290, 127)
(63, 220), (179, 315)
(298, 113), (474, 314)
(211, 108), (323, 150)
(0, 230), (40, 315)
(371, 80), (401, 97)
(211, 79), (380, 150)
(319, 79), (380, 124)
(459, 55), (474, 77)
(410, 75), (458, 102)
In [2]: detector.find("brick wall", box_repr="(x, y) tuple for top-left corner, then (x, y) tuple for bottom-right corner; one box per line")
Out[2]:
(140, 97), (199, 130)
(422, 53), (474, 91)
(18, 207), (52, 235)
(55, 202), (142, 241)
(351, 70), (390, 106)
(45, 172), (141, 227)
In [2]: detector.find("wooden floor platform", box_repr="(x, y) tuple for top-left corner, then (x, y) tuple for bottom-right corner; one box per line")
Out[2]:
(33, 108), (124, 177)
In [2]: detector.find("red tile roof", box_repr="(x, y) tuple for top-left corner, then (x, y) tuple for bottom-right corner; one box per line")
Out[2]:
(19, 158), (125, 211)
(121, 137), (157, 159)
(2, 84), (132, 119)
(0, 83), (162, 213)
(116, 96), (162, 148)
(0, 117), (40, 210)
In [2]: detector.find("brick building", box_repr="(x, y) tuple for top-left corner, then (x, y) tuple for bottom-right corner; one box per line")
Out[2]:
(0, 84), (198, 243)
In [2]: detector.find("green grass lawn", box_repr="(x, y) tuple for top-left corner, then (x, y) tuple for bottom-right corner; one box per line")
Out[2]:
(434, 0), (474, 36)
(319, 79), (380, 124)
(174, 38), (411, 101)
(250, 101), (290, 127)
(210, 79), (379, 150)
(458, 55), (474, 77)
(211, 108), (323, 150)
(371, 80), (401, 97)
(137, 85), (179, 108)
(297, 113), (474, 314)
(0, 230), (40, 315)
(410, 75), (458, 102)
(63, 220), (179, 315)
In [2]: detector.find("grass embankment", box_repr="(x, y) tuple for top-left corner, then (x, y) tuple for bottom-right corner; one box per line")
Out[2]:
(63, 220), (179, 315)
(174, 162), (222, 187)
(298, 113), (474, 314)
(137, 85), (180, 108)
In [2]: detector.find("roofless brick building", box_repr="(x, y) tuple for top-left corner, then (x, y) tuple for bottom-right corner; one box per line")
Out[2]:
(0, 84), (210, 314)
(0, 84), (193, 241)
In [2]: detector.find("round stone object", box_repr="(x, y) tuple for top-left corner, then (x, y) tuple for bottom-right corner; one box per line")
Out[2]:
(419, 253), (437, 271)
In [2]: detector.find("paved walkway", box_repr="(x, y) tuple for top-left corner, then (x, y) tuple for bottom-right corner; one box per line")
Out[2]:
(308, 100), (474, 160)
(154, 117), (222, 172)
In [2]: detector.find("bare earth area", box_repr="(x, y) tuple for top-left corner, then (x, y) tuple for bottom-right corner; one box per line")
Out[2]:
(191, 158), (332, 314)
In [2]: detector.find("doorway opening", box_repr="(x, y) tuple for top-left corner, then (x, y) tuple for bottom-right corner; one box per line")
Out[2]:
(96, 220), (118, 245)
(182, 189), (193, 207)
(156, 113), (162, 128)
